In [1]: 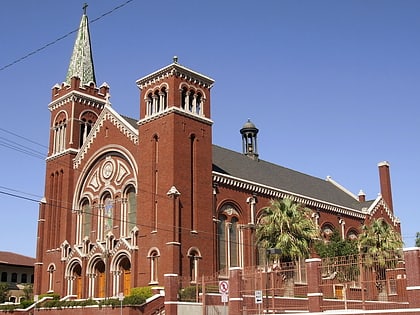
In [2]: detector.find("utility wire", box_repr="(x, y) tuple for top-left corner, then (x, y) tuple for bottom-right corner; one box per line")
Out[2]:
(0, 0), (135, 72)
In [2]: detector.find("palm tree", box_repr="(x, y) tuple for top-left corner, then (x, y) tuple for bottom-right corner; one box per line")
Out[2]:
(358, 218), (403, 301)
(256, 198), (318, 296)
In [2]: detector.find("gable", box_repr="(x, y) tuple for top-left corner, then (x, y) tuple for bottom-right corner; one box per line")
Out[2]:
(74, 105), (138, 169)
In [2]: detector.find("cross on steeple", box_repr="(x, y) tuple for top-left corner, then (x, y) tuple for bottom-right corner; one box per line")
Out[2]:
(83, 3), (88, 15)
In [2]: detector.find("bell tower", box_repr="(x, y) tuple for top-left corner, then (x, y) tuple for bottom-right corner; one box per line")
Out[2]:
(136, 57), (215, 282)
(35, 6), (108, 296)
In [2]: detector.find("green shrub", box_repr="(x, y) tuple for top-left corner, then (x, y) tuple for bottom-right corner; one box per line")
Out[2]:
(99, 298), (120, 308)
(179, 285), (201, 301)
(38, 292), (60, 300)
(42, 299), (63, 308)
(20, 299), (34, 308)
(123, 287), (153, 305)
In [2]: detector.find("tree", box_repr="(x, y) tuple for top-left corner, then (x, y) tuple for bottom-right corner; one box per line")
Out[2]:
(315, 229), (358, 259)
(415, 232), (420, 247)
(315, 229), (359, 283)
(358, 218), (403, 300)
(0, 283), (9, 303)
(256, 198), (318, 297)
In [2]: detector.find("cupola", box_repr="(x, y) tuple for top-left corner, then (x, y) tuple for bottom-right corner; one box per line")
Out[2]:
(240, 119), (259, 160)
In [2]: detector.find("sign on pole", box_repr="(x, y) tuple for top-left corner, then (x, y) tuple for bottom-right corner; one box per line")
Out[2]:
(219, 280), (229, 294)
(255, 290), (263, 304)
(221, 292), (229, 303)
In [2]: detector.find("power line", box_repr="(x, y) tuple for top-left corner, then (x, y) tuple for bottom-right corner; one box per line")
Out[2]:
(0, 0), (135, 72)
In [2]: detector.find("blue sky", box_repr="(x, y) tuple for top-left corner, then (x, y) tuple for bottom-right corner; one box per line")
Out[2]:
(0, 0), (419, 257)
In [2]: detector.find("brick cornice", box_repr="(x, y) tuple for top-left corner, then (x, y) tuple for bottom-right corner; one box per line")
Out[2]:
(48, 91), (106, 112)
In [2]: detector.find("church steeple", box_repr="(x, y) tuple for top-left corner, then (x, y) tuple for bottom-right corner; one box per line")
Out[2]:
(65, 4), (96, 86)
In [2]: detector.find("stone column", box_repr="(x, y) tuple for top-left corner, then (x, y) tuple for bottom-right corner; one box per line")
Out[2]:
(305, 258), (323, 312)
(404, 247), (420, 307)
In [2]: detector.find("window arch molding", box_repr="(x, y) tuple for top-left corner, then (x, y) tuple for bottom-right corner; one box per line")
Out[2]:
(100, 191), (115, 240)
(73, 148), (138, 208)
(218, 201), (243, 217)
(346, 228), (358, 240)
(178, 83), (207, 100)
(65, 258), (83, 278)
(179, 83), (206, 115)
(47, 263), (56, 273)
(122, 184), (137, 236)
(47, 263), (56, 292)
(187, 247), (202, 258)
(217, 202), (243, 273)
(78, 109), (98, 122)
(187, 247), (202, 283)
(77, 197), (93, 244)
(110, 250), (131, 272)
(110, 250), (132, 296)
(320, 223), (336, 239)
(144, 82), (169, 97)
(53, 110), (68, 125)
(144, 83), (169, 116)
(86, 254), (105, 275)
(147, 248), (160, 284)
(52, 110), (68, 154)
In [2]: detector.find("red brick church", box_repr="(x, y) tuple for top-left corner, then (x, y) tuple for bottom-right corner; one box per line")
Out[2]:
(34, 9), (401, 301)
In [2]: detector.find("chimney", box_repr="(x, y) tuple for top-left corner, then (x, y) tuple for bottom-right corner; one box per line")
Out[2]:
(378, 161), (393, 212)
(358, 190), (366, 203)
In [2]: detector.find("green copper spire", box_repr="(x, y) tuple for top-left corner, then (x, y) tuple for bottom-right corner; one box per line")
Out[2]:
(66, 4), (96, 86)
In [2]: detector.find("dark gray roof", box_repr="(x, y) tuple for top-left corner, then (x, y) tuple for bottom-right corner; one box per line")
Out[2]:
(119, 115), (371, 211)
(122, 115), (138, 129)
(212, 145), (371, 211)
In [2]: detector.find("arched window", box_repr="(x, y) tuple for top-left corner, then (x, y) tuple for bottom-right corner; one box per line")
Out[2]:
(48, 265), (55, 292)
(125, 186), (137, 234)
(347, 229), (358, 240)
(148, 249), (159, 284)
(79, 111), (97, 147)
(217, 204), (242, 273)
(181, 87), (188, 110)
(188, 248), (201, 283)
(145, 87), (168, 117)
(82, 199), (92, 240)
(321, 223), (335, 241)
(1, 272), (7, 282)
(101, 193), (113, 239)
(11, 273), (17, 283)
(180, 86), (205, 116)
(21, 273), (27, 283)
(53, 112), (67, 154)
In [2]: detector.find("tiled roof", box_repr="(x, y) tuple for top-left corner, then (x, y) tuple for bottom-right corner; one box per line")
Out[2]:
(0, 251), (35, 267)
(212, 145), (370, 211)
